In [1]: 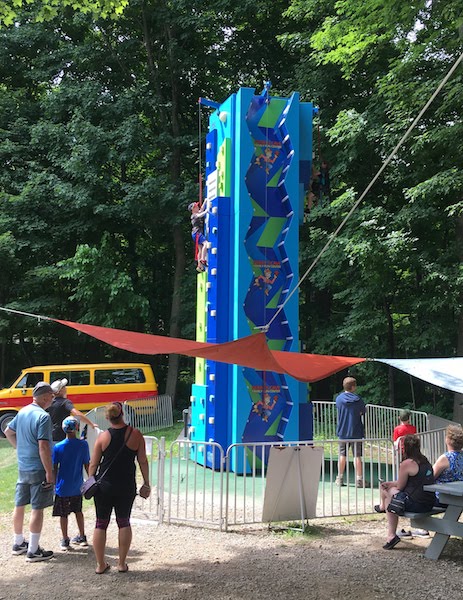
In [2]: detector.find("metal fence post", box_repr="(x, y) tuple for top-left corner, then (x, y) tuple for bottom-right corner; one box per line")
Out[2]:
(158, 436), (165, 525)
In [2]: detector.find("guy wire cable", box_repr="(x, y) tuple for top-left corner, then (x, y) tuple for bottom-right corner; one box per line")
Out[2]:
(264, 48), (463, 332)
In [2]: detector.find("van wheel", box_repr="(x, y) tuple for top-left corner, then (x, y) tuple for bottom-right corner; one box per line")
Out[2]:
(0, 412), (17, 437)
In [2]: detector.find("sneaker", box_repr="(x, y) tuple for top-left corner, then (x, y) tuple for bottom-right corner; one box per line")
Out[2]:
(12, 540), (28, 555)
(71, 534), (88, 546)
(335, 476), (345, 486)
(26, 546), (54, 562)
(397, 528), (412, 538)
(60, 537), (70, 551)
(412, 529), (430, 538)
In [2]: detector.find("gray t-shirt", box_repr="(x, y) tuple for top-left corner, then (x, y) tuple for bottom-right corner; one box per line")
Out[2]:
(8, 403), (52, 471)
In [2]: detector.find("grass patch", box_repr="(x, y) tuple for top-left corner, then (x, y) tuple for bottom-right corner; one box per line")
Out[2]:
(145, 422), (183, 446)
(271, 522), (324, 538)
(0, 441), (18, 512)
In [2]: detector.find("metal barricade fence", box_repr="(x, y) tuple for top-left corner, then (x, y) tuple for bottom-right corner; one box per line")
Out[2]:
(224, 438), (396, 529)
(132, 435), (163, 523)
(313, 401), (430, 440)
(165, 440), (225, 530)
(84, 396), (173, 442)
(365, 404), (428, 439)
(6, 428), (446, 530)
(312, 401), (337, 439)
(394, 428), (447, 470)
(85, 395), (173, 434)
(124, 394), (173, 433)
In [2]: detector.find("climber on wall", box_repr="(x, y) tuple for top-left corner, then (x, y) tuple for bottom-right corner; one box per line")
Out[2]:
(188, 200), (209, 272)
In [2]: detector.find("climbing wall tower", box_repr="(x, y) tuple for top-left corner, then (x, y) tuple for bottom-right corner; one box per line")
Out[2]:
(190, 86), (315, 471)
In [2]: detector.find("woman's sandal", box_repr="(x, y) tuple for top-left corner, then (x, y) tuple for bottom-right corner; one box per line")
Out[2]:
(374, 505), (386, 513)
(96, 563), (111, 574)
(383, 535), (401, 550)
(118, 564), (129, 573)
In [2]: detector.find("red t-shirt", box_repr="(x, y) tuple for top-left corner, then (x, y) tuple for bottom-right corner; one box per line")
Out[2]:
(393, 422), (417, 441)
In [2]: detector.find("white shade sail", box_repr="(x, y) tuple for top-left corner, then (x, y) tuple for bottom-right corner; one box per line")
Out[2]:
(374, 358), (463, 394)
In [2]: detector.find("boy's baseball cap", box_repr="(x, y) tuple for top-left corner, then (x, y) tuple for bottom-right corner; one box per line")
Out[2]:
(188, 202), (198, 211)
(62, 416), (79, 433)
(400, 409), (411, 421)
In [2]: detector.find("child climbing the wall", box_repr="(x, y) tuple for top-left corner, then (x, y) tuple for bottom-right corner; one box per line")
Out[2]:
(188, 200), (208, 272)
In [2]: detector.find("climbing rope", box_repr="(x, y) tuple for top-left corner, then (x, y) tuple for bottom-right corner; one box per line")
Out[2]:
(198, 99), (203, 205)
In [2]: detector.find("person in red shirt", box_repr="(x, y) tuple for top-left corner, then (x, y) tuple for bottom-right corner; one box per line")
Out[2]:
(393, 410), (417, 445)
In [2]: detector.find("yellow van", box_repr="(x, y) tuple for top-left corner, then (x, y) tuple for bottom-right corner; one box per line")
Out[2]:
(0, 363), (157, 435)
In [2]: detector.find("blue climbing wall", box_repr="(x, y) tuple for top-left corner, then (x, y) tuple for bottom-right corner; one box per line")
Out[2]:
(189, 87), (314, 471)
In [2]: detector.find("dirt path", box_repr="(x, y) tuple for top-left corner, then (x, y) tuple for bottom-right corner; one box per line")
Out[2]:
(1, 509), (462, 600)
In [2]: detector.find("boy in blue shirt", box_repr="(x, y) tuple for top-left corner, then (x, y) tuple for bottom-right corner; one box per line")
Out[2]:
(52, 417), (90, 550)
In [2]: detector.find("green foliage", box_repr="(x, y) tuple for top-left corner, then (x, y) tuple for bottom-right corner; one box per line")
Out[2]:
(289, 0), (463, 412)
(0, 0), (128, 27)
(0, 0), (462, 416)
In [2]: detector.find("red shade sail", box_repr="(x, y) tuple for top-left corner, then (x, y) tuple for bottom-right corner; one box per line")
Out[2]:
(54, 319), (365, 383)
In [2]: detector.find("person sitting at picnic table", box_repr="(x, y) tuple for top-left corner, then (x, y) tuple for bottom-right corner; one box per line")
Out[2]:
(433, 424), (463, 505)
(375, 434), (435, 550)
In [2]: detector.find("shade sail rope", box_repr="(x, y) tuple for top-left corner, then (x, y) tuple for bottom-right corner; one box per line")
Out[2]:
(264, 49), (463, 332)
(0, 306), (51, 321)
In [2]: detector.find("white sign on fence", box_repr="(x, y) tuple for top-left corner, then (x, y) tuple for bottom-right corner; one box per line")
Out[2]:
(262, 446), (323, 524)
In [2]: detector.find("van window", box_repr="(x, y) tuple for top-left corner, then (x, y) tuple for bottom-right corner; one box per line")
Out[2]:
(15, 373), (44, 389)
(95, 368), (146, 385)
(50, 371), (90, 386)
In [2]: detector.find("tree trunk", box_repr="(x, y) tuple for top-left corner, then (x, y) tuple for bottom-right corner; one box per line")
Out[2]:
(453, 214), (463, 424)
(140, 12), (186, 407)
(163, 22), (184, 407)
(165, 223), (185, 405)
(384, 299), (395, 406)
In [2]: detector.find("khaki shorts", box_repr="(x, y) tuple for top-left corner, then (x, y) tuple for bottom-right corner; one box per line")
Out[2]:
(15, 470), (54, 510)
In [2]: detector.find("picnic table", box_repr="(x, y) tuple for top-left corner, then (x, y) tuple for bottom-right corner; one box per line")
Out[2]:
(410, 481), (463, 560)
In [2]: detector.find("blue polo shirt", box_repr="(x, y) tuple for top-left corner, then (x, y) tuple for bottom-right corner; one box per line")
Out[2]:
(8, 403), (53, 471)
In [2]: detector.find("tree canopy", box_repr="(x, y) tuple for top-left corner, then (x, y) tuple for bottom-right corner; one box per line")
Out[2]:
(0, 0), (462, 418)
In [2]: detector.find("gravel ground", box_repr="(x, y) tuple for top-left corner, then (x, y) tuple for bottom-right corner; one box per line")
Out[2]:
(1, 508), (463, 600)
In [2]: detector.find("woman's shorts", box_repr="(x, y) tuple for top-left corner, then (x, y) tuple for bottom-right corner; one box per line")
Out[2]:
(404, 498), (434, 513)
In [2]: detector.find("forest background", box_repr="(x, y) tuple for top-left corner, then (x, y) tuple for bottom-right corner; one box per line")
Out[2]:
(0, 0), (462, 420)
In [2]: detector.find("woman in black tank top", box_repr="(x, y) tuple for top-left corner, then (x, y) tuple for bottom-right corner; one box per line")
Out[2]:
(88, 402), (151, 574)
(376, 434), (435, 550)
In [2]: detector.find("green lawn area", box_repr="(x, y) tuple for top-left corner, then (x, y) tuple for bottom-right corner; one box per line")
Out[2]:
(0, 441), (18, 512)
(146, 422), (183, 446)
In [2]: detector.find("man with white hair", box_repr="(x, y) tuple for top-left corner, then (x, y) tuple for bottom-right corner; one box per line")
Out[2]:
(5, 382), (55, 562)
